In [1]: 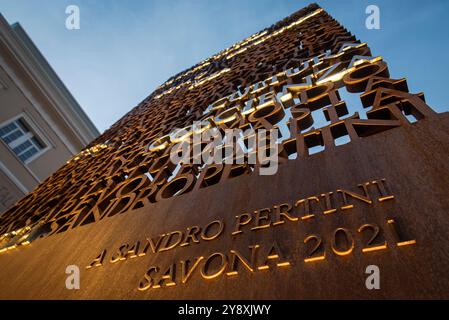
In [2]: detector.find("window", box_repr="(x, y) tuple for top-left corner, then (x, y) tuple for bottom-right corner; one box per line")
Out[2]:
(0, 117), (46, 163)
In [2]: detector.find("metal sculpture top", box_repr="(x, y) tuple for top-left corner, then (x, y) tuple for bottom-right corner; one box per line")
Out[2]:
(0, 3), (437, 253)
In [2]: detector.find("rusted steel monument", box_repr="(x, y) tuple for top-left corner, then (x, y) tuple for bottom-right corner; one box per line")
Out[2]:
(0, 3), (448, 299)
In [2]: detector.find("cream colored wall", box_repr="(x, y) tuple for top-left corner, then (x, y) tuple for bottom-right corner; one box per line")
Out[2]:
(0, 58), (75, 210)
(0, 15), (99, 216)
(0, 169), (24, 212)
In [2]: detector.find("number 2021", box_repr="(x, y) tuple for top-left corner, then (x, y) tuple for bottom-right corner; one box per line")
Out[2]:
(303, 219), (416, 263)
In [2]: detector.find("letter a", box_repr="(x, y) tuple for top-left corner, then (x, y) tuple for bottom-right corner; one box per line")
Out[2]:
(65, 5), (80, 30)
(365, 265), (380, 290)
(65, 265), (80, 289)
(365, 5), (380, 30)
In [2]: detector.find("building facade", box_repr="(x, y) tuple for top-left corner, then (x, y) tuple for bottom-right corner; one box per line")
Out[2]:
(0, 4), (448, 299)
(0, 14), (99, 212)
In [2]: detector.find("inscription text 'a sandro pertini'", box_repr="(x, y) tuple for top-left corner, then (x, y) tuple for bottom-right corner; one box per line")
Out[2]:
(86, 178), (394, 266)
(82, 178), (417, 291)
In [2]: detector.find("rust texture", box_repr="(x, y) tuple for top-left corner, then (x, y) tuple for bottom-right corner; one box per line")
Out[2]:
(0, 3), (448, 299)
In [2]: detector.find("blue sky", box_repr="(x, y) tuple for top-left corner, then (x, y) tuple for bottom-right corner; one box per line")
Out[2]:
(1, 0), (448, 132)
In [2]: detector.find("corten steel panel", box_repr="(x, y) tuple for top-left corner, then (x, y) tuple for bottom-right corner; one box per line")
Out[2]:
(1, 3), (449, 299)
(0, 116), (448, 299)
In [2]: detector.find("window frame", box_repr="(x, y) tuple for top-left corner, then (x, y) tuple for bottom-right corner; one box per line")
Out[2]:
(0, 113), (52, 164)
